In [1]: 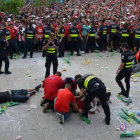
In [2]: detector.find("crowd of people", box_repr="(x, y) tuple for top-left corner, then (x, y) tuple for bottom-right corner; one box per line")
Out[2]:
(0, 0), (140, 58)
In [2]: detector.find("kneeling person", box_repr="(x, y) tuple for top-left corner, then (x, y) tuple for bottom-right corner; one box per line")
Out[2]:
(76, 74), (111, 125)
(54, 84), (80, 124)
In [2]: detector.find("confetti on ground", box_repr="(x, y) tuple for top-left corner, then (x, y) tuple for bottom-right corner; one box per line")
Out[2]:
(62, 68), (67, 72)
(16, 136), (22, 140)
(26, 73), (32, 77)
(85, 59), (90, 65)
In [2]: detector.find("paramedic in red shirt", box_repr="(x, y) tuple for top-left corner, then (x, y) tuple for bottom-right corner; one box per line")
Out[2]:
(7, 22), (18, 59)
(41, 72), (64, 112)
(35, 22), (44, 51)
(54, 84), (80, 124)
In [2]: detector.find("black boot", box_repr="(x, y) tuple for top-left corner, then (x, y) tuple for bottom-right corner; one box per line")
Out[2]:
(105, 117), (110, 125)
(22, 55), (27, 59)
(0, 71), (4, 74)
(35, 84), (41, 92)
(5, 71), (12, 74)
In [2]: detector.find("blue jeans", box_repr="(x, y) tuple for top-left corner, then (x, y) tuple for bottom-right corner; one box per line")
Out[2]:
(54, 98), (70, 120)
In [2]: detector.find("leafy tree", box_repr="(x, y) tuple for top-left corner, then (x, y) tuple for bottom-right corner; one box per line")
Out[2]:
(0, 0), (25, 14)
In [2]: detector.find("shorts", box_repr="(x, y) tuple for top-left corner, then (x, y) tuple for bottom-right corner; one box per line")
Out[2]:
(11, 89), (29, 102)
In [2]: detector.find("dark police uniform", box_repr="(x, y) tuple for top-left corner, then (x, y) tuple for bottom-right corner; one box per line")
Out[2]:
(0, 34), (10, 73)
(99, 25), (108, 51)
(2, 28), (11, 57)
(121, 28), (130, 45)
(45, 39), (58, 78)
(43, 26), (54, 57)
(58, 26), (65, 57)
(116, 51), (134, 97)
(77, 74), (110, 124)
(109, 24), (120, 50)
(23, 27), (35, 58)
(86, 27), (97, 53)
(69, 26), (81, 56)
(134, 28), (140, 51)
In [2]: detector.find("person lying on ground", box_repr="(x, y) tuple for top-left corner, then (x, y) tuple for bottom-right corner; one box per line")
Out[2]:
(0, 85), (41, 103)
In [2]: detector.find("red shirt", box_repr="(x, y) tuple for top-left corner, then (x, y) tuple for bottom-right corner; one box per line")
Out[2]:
(136, 51), (140, 61)
(54, 88), (76, 113)
(7, 27), (17, 39)
(36, 26), (44, 38)
(64, 25), (70, 37)
(42, 75), (64, 101)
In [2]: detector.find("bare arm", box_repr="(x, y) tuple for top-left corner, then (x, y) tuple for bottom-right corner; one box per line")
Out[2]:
(116, 62), (124, 74)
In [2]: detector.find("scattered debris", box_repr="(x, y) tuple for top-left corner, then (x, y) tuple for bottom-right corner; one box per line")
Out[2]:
(137, 112), (140, 116)
(30, 104), (37, 109)
(116, 94), (132, 105)
(115, 128), (120, 131)
(80, 114), (91, 124)
(16, 136), (22, 140)
(6, 101), (20, 107)
(120, 129), (140, 138)
(62, 68), (67, 72)
(26, 73), (32, 77)
(118, 113), (134, 124)
(120, 123), (126, 131)
(121, 108), (140, 124)
(85, 59), (90, 65)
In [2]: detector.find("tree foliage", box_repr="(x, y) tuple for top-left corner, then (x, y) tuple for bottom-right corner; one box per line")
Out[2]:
(0, 0), (25, 14)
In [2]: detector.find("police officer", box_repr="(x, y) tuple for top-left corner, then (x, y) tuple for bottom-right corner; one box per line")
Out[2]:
(0, 31), (11, 74)
(120, 24), (130, 47)
(76, 74), (110, 125)
(109, 20), (120, 51)
(69, 23), (81, 56)
(1, 24), (11, 57)
(133, 24), (140, 53)
(99, 21), (108, 51)
(23, 22), (35, 58)
(42, 23), (54, 57)
(43, 33), (58, 78)
(86, 23), (97, 53)
(116, 43), (134, 98)
(57, 23), (65, 57)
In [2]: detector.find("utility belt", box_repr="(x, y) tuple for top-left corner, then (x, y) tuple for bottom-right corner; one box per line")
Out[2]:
(84, 75), (97, 89)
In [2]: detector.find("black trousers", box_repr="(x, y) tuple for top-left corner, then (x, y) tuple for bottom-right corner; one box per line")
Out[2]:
(0, 53), (9, 72)
(45, 54), (58, 78)
(70, 38), (80, 55)
(59, 38), (65, 57)
(82, 80), (110, 121)
(100, 35), (107, 51)
(86, 37), (96, 53)
(24, 39), (34, 57)
(116, 69), (131, 96)
(8, 39), (18, 59)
